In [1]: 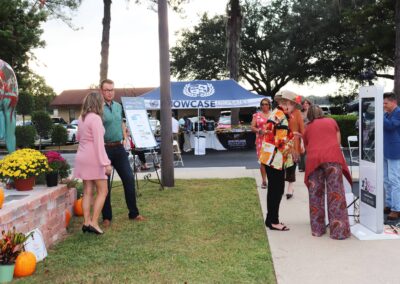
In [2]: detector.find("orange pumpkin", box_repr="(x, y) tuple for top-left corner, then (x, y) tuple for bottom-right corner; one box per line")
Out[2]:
(0, 187), (4, 209)
(14, 251), (37, 277)
(73, 198), (83, 216)
(65, 209), (71, 228)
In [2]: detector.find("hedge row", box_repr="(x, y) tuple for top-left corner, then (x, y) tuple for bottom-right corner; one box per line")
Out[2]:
(328, 115), (358, 147)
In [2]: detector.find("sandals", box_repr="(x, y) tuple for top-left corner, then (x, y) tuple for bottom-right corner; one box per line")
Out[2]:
(265, 222), (290, 231)
(261, 182), (267, 189)
(140, 165), (150, 171)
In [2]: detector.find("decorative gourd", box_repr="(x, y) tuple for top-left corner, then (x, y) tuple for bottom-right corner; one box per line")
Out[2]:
(0, 187), (4, 209)
(14, 251), (37, 277)
(65, 209), (71, 228)
(73, 198), (83, 216)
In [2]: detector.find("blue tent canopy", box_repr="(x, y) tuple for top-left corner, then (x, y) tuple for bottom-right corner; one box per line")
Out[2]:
(142, 79), (267, 109)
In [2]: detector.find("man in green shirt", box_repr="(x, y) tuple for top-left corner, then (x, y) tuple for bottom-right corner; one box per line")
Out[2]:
(101, 79), (145, 226)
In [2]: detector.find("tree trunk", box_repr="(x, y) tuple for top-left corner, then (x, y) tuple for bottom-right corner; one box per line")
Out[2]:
(395, 0), (400, 102)
(226, 0), (242, 126)
(100, 0), (112, 83)
(158, 0), (174, 187)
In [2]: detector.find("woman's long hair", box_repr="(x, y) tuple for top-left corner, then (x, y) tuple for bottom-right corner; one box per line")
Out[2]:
(81, 92), (104, 121)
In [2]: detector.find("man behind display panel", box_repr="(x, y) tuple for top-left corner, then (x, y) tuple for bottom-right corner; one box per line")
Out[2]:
(100, 79), (145, 227)
(383, 92), (400, 220)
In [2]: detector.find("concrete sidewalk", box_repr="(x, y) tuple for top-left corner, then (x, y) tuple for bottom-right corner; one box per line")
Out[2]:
(114, 166), (400, 284)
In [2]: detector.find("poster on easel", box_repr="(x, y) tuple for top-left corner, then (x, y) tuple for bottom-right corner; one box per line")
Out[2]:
(121, 97), (157, 149)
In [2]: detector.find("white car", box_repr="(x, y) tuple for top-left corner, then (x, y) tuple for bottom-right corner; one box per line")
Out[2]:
(149, 118), (160, 134)
(63, 124), (78, 143)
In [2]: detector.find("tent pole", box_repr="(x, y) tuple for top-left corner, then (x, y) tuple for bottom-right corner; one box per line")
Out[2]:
(197, 107), (200, 151)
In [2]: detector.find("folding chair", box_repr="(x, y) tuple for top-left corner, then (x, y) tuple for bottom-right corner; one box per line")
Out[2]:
(173, 140), (184, 167)
(347, 135), (359, 176)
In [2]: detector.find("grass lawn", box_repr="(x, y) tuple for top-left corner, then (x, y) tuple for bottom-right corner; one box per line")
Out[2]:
(17, 178), (275, 283)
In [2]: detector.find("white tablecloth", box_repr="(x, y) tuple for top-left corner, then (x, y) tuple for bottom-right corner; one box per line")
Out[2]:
(183, 132), (226, 151)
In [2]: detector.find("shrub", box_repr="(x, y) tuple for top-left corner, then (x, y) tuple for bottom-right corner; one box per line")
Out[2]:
(15, 125), (36, 148)
(51, 125), (68, 148)
(31, 111), (53, 149)
(328, 115), (358, 146)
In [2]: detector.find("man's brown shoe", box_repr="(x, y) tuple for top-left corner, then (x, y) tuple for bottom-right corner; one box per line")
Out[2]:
(387, 211), (400, 220)
(131, 215), (146, 221)
(102, 219), (111, 228)
(384, 207), (391, 215)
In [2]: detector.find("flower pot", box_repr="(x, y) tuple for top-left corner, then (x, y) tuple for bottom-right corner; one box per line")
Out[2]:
(46, 172), (58, 187)
(14, 176), (35, 191)
(0, 264), (15, 283)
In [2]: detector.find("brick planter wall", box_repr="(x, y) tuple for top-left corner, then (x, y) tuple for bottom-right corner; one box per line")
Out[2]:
(0, 185), (77, 248)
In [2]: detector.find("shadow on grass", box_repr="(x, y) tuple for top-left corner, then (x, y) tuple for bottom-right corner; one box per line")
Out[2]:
(16, 178), (275, 283)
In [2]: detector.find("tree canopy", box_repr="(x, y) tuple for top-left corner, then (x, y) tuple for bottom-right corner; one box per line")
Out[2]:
(171, 0), (395, 98)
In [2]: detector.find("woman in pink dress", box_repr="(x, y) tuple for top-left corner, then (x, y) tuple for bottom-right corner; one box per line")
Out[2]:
(74, 92), (112, 235)
(251, 98), (271, 189)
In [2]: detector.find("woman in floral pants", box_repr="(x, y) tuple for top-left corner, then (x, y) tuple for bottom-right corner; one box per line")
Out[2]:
(303, 105), (351, 240)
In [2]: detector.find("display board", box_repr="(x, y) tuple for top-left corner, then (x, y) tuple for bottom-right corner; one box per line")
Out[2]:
(121, 97), (157, 149)
(358, 86), (384, 234)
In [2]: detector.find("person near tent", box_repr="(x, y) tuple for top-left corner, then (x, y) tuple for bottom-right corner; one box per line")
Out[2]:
(260, 90), (300, 231)
(251, 98), (272, 189)
(124, 128), (150, 171)
(100, 79), (145, 227)
(285, 95), (305, 200)
(383, 92), (400, 220)
(303, 105), (351, 240)
(172, 114), (180, 141)
(298, 98), (312, 172)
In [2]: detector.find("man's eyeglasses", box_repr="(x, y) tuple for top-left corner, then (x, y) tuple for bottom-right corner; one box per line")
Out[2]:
(102, 89), (114, 93)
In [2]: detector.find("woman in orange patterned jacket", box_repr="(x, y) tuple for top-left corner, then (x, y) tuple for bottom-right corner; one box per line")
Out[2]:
(259, 90), (301, 231)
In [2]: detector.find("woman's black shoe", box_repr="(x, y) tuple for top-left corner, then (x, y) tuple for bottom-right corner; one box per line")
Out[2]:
(88, 225), (104, 235)
(286, 193), (293, 200)
(82, 225), (90, 233)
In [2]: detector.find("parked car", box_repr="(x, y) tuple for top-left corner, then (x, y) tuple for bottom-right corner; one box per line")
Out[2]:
(216, 116), (232, 129)
(16, 120), (33, 126)
(63, 124), (78, 143)
(319, 105), (331, 115)
(149, 117), (160, 134)
(51, 117), (68, 125)
(70, 119), (79, 126)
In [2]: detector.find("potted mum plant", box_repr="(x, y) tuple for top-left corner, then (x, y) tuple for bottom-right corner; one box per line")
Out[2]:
(0, 149), (49, 191)
(0, 228), (33, 283)
(44, 151), (71, 187)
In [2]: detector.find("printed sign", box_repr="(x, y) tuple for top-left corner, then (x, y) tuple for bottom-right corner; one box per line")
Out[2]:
(24, 228), (47, 262)
(121, 97), (157, 149)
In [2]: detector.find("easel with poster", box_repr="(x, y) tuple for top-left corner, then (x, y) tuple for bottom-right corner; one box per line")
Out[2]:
(118, 97), (163, 190)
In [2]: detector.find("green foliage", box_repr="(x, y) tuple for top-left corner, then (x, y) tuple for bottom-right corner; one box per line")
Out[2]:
(25, 73), (57, 112)
(51, 124), (68, 148)
(31, 111), (53, 142)
(15, 125), (36, 148)
(0, 228), (33, 264)
(171, 0), (395, 98)
(171, 14), (228, 80)
(329, 115), (358, 146)
(16, 91), (34, 120)
(0, 0), (47, 89)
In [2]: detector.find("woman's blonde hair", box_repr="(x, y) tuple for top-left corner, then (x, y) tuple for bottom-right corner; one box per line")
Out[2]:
(81, 92), (104, 120)
(307, 105), (324, 123)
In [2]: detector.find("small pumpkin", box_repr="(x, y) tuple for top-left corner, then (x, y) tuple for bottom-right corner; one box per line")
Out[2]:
(0, 187), (4, 209)
(65, 209), (71, 228)
(73, 197), (83, 216)
(14, 251), (37, 277)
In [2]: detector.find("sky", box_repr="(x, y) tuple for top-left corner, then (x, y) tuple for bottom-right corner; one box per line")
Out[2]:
(31, 0), (394, 96)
